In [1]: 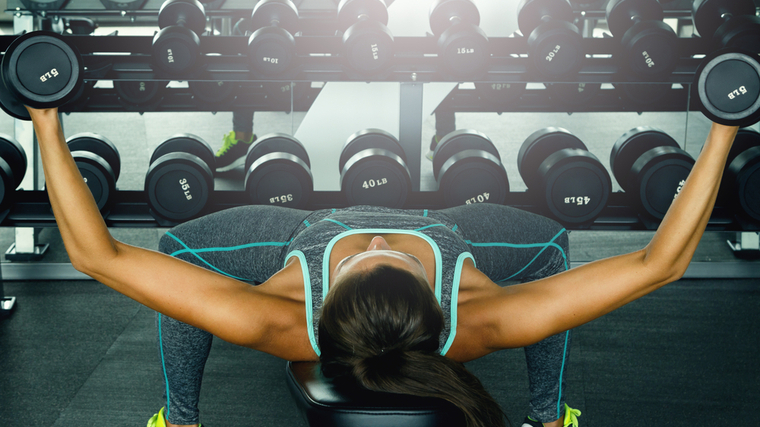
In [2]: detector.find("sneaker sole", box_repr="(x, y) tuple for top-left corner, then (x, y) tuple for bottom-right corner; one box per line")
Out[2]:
(215, 156), (246, 173)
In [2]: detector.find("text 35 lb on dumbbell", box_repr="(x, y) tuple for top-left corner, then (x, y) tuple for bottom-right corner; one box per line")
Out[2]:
(179, 178), (193, 200)
(270, 194), (295, 204)
(564, 196), (591, 206)
(545, 45), (560, 62)
(464, 192), (490, 205)
(362, 177), (388, 189)
(728, 86), (748, 100)
(39, 68), (60, 83)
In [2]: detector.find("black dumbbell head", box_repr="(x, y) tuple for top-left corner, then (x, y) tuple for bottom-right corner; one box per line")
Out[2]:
(721, 129), (760, 220)
(610, 126), (678, 192)
(114, 80), (168, 106)
(338, 0), (393, 74)
(67, 133), (121, 211)
(158, 0), (207, 33)
(188, 80), (237, 105)
(694, 48), (760, 127)
(433, 130), (509, 208)
(154, 0), (206, 74)
(251, 0), (299, 33)
(339, 129), (411, 208)
(517, 0), (582, 77)
(338, 0), (388, 31)
(605, 0), (664, 38)
(0, 134), (27, 211)
(518, 127), (586, 189)
(0, 31), (83, 115)
(475, 82), (526, 105)
(248, 0), (299, 76)
(712, 15), (760, 53)
(619, 20), (678, 79)
(545, 82), (601, 106)
(244, 133), (312, 208)
(630, 145), (694, 219)
(517, 0), (574, 37)
(429, 0), (479, 36)
(692, 0), (756, 41)
(146, 134), (214, 221)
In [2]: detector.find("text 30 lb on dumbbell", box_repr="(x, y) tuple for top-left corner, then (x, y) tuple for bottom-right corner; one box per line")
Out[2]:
(362, 178), (388, 189)
(40, 68), (60, 83)
(465, 192), (490, 205)
(564, 196), (591, 206)
(270, 194), (294, 204)
(165, 48), (175, 64)
(728, 86), (748, 100)
(545, 45), (560, 62)
(179, 178), (193, 200)
(673, 179), (685, 200)
(642, 51), (654, 68)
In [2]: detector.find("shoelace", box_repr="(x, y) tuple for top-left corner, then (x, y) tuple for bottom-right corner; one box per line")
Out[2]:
(216, 132), (237, 156)
(563, 403), (582, 427)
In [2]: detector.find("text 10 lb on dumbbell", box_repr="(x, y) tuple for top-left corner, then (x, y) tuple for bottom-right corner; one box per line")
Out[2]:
(729, 86), (748, 100)
(263, 57), (279, 64)
(270, 194), (294, 204)
(40, 68), (60, 83)
(465, 192), (490, 205)
(564, 196), (591, 206)
(166, 48), (175, 64)
(179, 177), (193, 200)
(673, 179), (685, 200)
(362, 177), (388, 189)
(546, 45), (560, 62)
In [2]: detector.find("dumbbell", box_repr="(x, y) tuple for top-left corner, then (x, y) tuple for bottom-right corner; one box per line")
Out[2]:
(188, 80), (237, 105)
(720, 128), (760, 222)
(145, 134), (214, 221)
(610, 127), (695, 220)
(152, 0), (207, 75)
(428, 0), (490, 78)
(605, 0), (678, 80)
(692, 0), (760, 53)
(114, 80), (168, 107)
(244, 133), (313, 209)
(338, 0), (394, 74)
(518, 128), (611, 225)
(247, 0), (300, 76)
(432, 130), (509, 208)
(66, 133), (121, 212)
(0, 134), (27, 212)
(475, 82), (526, 107)
(545, 82), (601, 106)
(0, 31), (83, 121)
(516, 0), (583, 78)
(339, 129), (411, 208)
(693, 48), (760, 127)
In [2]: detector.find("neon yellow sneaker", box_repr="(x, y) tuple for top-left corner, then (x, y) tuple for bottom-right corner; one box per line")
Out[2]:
(146, 407), (203, 427)
(521, 404), (581, 427)
(215, 131), (256, 172)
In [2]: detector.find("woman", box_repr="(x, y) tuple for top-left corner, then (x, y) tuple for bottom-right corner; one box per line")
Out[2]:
(26, 106), (738, 427)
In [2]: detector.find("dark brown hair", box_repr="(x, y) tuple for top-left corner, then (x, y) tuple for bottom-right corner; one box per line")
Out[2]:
(318, 264), (506, 427)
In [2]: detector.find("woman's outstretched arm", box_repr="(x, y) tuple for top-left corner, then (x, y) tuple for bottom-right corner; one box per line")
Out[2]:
(28, 108), (308, 355)
(472, 123), (739, 350)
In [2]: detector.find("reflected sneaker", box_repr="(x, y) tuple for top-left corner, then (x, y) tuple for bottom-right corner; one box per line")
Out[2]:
(426, 134), (442, 161)
(215, 131), (256, 172)
(146, 407), (204, 427)
(521, 404), (581, 427)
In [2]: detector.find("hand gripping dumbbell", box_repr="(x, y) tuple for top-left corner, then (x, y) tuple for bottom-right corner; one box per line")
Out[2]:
(244, 133), (313, 209)
(247, 0), (300, 76)
(339, 129), (411, 208)
(0, 31), (83, 121)
(145, 135), (215, 222)
(610, 127), (695, 221)
(0, 134), (27, 212)
(605, 0), (678, 80)
(152, 0), (207, 75)
(432, 130), (509, 208)
(518, 128), (611, 225)
(516, 0), (584, 78)
(719, 128), (760, 222)
(428, 0), (490, 78)
(337, 0), (394, 75)
(67, 133), (121, 212)
(692, 0), (760, 53)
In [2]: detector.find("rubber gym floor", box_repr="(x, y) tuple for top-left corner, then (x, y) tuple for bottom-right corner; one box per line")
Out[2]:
(1, 109), (759, 427)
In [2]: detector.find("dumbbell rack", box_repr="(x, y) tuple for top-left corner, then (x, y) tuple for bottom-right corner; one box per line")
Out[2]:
(1, 1), (760, 284)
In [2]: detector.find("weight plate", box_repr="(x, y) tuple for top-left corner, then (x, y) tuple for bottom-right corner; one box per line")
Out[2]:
(245, 152), (312, 208)
(342, 19), (394, 74)
(438, 149), (509, 208)
(432, 129), (498, 180)
(605, 0), (664, 38)
(429, 0), (480, 36)
(696, 49), (760, 126)
(189, 80), (237, 104)
(518, 127), (586, 189)
(475, 81), (526, 105)
(528, 20), (583, 78)
(713, 15), (760, 53)
(339, 128), (404, 173)
(517, 0), (574, 37)
(633, 146), (694, 219)
(158, 0), (207, 34)
(71, 152), (115, 211)
(610, 126), (678, 192)
(545, 82), (601, 105)
(338, 0), (388, 32)
(245, 133), (310, 171)
(692, 0), (756, 40)
(621, 20), (678, 80)
(1, 31), (83, 109)
(145, 152), (213, 221)
(67, 132), (121, 181)
(730, 146), (760, 221)
(152, 26), (202, 74)
(0, 134), (27, 190)
(340, 149), (411, 208)
(150, 134), (215, 170)
(438, 23), (490, 78)
(251, 0), (299, 34)
(114, 80), (167, 106)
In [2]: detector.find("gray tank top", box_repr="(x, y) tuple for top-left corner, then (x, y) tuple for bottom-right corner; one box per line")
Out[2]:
(285, 206), (473, 357)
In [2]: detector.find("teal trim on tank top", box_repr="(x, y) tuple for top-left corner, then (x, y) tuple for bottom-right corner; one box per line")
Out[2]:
(414, 224), (447, 232)
(158, 314), (171, 418)
(164, 231), (265, 281)
(303, 219), (311, 227)
(439, 252), (474, 356)
(285, 251), (320, 356)
(423, 209), (428, 217)
(322, 218), (352, 230)
(321, 229), (444, 304)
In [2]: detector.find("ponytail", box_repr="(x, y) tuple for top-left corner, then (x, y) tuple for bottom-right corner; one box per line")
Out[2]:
(319, 265), (507, 427)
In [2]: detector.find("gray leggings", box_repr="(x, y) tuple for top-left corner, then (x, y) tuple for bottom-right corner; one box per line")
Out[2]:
(156, 204), (571, 424)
